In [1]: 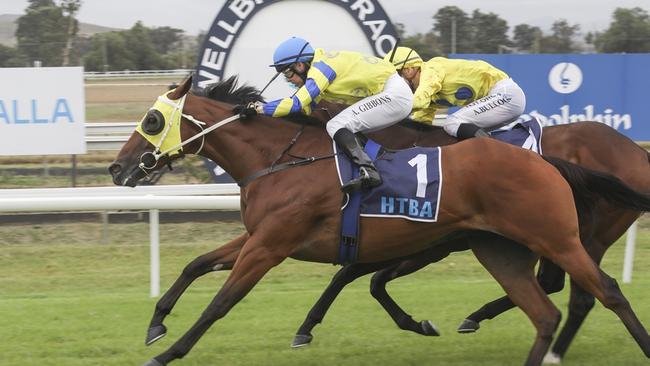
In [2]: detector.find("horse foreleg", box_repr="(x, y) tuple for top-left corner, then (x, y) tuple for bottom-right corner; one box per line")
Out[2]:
(368, 242), (464, 337)
(145, 232), (248, 346)
(292, 261), (393, 348)
(458, 257), (565, 333)
(143, 235), (288, 366)
(471, 235), (561, 366)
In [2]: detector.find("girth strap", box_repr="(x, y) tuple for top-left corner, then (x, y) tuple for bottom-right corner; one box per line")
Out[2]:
(337, 138), (381, 264)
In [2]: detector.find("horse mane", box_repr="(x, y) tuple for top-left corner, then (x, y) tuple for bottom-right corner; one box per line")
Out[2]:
(196, 75), (325, 128)
(196, 75), (265, 105)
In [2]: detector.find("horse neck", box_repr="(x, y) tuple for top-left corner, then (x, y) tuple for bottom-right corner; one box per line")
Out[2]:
(189, 100), (309, 182)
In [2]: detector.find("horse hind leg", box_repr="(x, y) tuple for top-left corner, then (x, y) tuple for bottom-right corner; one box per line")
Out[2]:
(368, 245), (455, 337)
(543, 279), (596, 364)
(294, 238), (465, 345)
(471, 236), (561, 366)
(458, 257), (565, 333)
(145, 233), (248, 346)
(548, 209), (641, 362)
(548, 243), (650, 359)
(292, 261), (390, 348)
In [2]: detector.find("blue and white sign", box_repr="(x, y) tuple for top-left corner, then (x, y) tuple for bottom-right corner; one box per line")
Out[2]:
(0, 67), (86, 155)
(453, 54), (650, 140)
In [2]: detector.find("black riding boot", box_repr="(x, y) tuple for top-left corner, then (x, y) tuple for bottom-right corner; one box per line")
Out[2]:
(333, 128), (382, 192)
(457, 123), (490, 140)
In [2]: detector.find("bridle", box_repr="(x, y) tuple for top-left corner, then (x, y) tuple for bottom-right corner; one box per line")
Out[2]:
(132, 92), (335, 188)
(137, 93), (241, 173)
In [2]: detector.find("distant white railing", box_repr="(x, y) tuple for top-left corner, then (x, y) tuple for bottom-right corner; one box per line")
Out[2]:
(85, 122), (136, 150)
(0, 184), (241, 297)
(84, 69), (194, 79)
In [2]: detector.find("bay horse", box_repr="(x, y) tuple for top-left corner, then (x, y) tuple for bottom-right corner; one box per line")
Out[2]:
(139, 79), (650, 363)
(131, 77), (649, 363)
(288, 101), (650, 362)
(109, 76), (650, 366)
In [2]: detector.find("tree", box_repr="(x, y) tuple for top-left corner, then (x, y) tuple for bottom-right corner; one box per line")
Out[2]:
(149, 26), (184, 55)
(538, 19), (581, 53)
(83, 32), (134, 71)
(60, 0), (81, 66)
(433, 6), (472, 54)
(513, 24), (543, 52)
(393, 22), (442, 60)
(592, 7), (650, 52)
(15, 0), (69, 66)
(0, 44), (28, 67)
(124, 22), (164, 69)
(470, 10), (510, 53)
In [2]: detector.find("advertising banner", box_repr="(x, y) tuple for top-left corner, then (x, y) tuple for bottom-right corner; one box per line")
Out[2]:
(0, 67), (86, 155)
(453, 54), (650, 140)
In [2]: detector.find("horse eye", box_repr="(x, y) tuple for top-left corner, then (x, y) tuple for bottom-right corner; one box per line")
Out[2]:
(142, 110), (165, 135)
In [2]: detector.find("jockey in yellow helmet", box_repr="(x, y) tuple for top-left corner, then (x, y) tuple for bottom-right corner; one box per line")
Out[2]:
(385, 47), (526, 139)
(235, 37), (414, 192)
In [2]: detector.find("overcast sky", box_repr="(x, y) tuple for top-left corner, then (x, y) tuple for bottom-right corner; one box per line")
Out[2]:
(2, 0), (649, 35)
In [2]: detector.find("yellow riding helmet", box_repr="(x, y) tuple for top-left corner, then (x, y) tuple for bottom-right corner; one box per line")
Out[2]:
(384, 47), (423, 69)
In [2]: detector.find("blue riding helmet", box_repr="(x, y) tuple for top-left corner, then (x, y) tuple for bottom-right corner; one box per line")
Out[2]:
(270, 37), (315, 72)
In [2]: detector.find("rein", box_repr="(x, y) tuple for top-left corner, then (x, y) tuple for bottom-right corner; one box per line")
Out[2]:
(238, 125), (336, 187)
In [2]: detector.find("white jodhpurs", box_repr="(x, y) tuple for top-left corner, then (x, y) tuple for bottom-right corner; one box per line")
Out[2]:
(442, 78), (526, 137)
(326, 73), (414, 138)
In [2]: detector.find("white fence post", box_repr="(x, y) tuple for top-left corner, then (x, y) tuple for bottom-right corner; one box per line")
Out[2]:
(623, 220), (638, 284)
(150, 208), (160, 298)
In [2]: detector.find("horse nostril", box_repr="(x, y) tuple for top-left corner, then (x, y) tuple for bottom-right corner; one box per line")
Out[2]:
(108, 163), (121, 176)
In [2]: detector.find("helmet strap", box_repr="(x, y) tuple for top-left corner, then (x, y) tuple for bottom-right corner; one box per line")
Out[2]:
(295, 62), (310, 84)
(292, 41), (312, 64)
(399, 49), (415, 74)
(388, 37), (401, 63)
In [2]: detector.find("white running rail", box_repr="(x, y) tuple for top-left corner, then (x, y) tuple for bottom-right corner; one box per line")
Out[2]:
(0, 184), (241, 297)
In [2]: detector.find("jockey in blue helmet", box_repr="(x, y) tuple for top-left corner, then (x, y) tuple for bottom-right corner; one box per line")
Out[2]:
(235, 36), (414, 192)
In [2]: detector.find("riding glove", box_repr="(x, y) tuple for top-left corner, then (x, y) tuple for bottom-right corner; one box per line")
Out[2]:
(233, 102), (262, 118)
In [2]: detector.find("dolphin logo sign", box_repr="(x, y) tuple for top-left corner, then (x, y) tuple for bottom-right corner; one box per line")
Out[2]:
(549, 62), (583, 94)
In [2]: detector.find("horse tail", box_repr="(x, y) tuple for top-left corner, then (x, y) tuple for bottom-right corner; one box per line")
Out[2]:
(542, 156), (650, 212)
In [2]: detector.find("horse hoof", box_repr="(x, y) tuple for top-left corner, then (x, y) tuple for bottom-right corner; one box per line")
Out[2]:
(457, 319), (479, 333)
(420, 320), (440, 336)
(291, 334), (313, 348)
(141, 358), (164, 366)
(543, 351), (562, 364)
(145, 324), (167, 346)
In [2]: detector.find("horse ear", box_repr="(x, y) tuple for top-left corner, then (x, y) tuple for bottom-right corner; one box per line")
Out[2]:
(168, 74), (193, 100)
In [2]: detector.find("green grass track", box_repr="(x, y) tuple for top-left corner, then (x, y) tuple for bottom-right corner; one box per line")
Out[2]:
(1, 220), (649, 365)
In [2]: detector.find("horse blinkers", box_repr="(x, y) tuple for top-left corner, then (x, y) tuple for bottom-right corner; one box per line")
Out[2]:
(142, 109), (165, 135)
